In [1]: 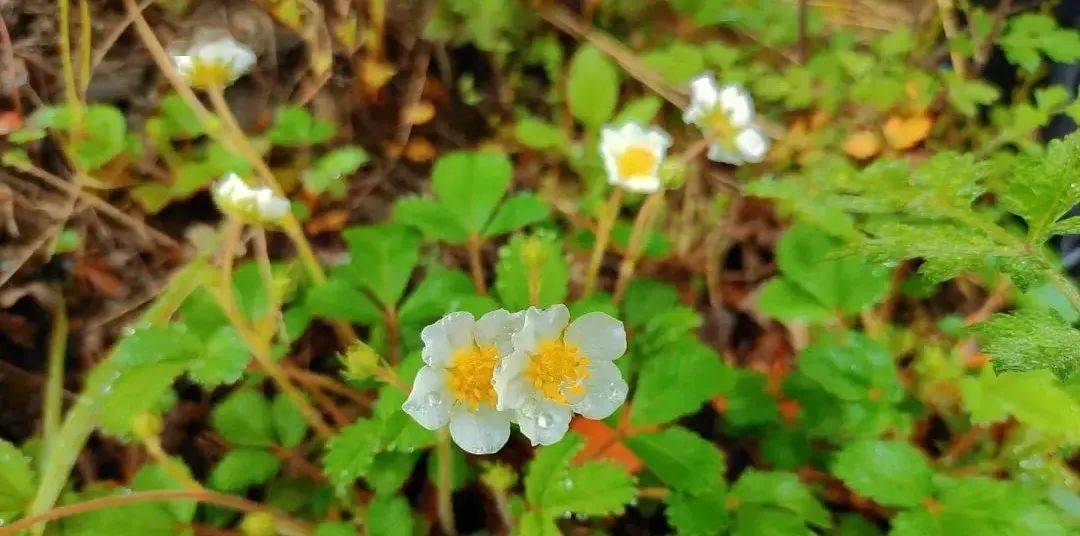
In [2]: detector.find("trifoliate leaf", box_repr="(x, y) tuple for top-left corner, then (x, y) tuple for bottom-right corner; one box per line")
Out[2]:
(188, 325), (251, 386)
(624, 426), (726, 496)
(397, 266), (476, 325)
(322, 418), (381, 487)
(796, 333), (903, 404)
(540, 461), (636, 516)
(1001, 13), (1080, 72)
(431, 150), (513, 233)
(621, 278), (680, 328)
(483, 192), (551, 238)
(392, 196), (471, 244)
(666, 489), (730, 535)
(831, 439), (933, 508)
(306, 276), (382, 325)
(272, 393), (310, 448)
(366, 495), (414, 536)
(266, 106), (335, 146)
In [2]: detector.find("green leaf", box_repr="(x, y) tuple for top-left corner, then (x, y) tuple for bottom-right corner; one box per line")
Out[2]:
(304, 146), (369, 195)
(730, 470), (830, 528)
(613, 95), (664, 125)
(1001, 14), (1080, 72)
(266, 106), (335, 146)
(891, 476), (1066, 536)
(112, 324), (202, 369)
(314, 521), (360, 536)
(515, 115), (568, 150)
(524, 433), (584, 505)
(796, 333), (902, 403)
(643, 42), (706, 84)
(567, 44), (619, 130)
(57, 485), (179, 536)
(392, 196), (471, 244)
(831, 439), (933, 508)
(519, 510), (561, 536)
(307, 277), (382, 324)
(961, 369), (1080, 442)
(209, 448), (281, 492)
(1049, 216), (1080, 236)
(0, 439), (34, 518)
(945, 73), (1000, 117)
(431, 150), (513, 233)
(756, 278), (833, 323)
(666, 489), (730, 535)
(494, 232), (569, 310)
(398, 266), (476, 325)
(622, 278), (680, 328)
(367, 452), (421, 495)
(631, 339), (732, 426)
(733, 505), (812, 536)
(721, 369), (781, 429)
(62, 105), (127, 170)
(157, 93), (203, 138)
(132, 461), (196, 522)
(994, 135), (1080, 244)
(211, 389), (275, 447)
(483, 192), (550, 238)
(272, 394), (310, 448)
(98, 360), (187, 437)
(974, 309), (1080, 381)
(323, 418), (381, 487)
(188, 325), (251, 386)
(342, 224), (421, 306)
(366, 495), (414, 536)
(625, 426), (726, 496)
(541, 461), (636, 516)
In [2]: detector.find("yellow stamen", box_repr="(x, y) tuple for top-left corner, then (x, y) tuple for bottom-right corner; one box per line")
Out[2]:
(704, 107), (737, 140)
(616, 146), (657, 179)
(445, 344), (499, 410)
(187, 61), (234, 88)
(526, 339), (590, 405)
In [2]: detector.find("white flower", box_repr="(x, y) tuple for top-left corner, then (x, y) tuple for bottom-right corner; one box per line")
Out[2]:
(169, 31), (256, 89)
(403, 310), (522, 455)
(493, 305), (628, 446)
(683, 72), (769, 165)
(212, 173), (290, 224)
(599, 122), (672, 194)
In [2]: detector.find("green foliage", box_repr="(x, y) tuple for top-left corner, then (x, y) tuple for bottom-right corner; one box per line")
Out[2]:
(266, 106), (335, 146)
(210, 448), (282, 492)
(631, 339), (731, 425)
(892, 476), (1067, 535)
(1001, 13), (1080, 72)
(624, 427), (726, 495)
(975, 309), (1080, 381)
(567, 44), (619, 130)
(495, 231), (569, 310)
(212, 389), (276, 447)
(523, 434), (636, 521)
(832, 439), (933, 507)
(303, 146), (369, 196)
(0, 440), (34, 522)
(366, 495), (414, 536)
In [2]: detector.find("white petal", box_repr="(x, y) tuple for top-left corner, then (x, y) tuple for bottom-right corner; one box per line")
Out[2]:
(610, 176), (661, 194)
(719, 84), (754, 128)
(511, 305), (570, 354)
(684, 72), (720, 124)
(493, 349), (531, 412)
(449, 405), (512, 455)
(564, 312), (627, 362)
(572, 361), (628, 420)
(734, 127), (769, 163)
(515, 397), (572, 446)
(421, 312), (476, 367)
(401, 366), (451, 430)
(707, 142), (744, 165)
(475, 309), (524, 356)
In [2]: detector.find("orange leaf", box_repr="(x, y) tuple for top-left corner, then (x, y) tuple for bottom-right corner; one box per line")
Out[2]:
(570, 418), (643, 474)
(843, 130), (881, 160)
(883, 115), (932, 150)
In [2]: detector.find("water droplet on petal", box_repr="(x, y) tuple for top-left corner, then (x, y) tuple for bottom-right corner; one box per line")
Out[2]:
(426, 392), (442, 407)
(537, 411), (552, 429)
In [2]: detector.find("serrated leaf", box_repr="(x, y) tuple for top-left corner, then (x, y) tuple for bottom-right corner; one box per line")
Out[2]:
(524, 433), (584, 505)
(322, 418), (381, 487)
(266, 106), (335, 146)
(188, 325), (250, 386)
(483, 192), (550, 238)
(272, 393), (310, 448)
(891, 476), (1067, 536)
(98, 360), (187, 437)
(366, 495), (414, 536)
(209, 448), (281, 492)
(994, 135), (1080, 244)
(667, 489), (730, 536)
(211, 390), (275, 447)
(631, 339), (732, 426)
(342, 224), (421, 306)
(961, 368), (1080, 442)
(392, 196), (471, 244)
(730, 470), (830, 528)
(397, 267), (476, 326)
(567, 44), (619, 129)
(540, 461), (636, 516)
(796, 333), (902, 403)
(624, 426), (726, 495)
(831, 439), (932, 508)
(974, 309), (1080, 381)
(306, 277), (382, 324)
(621, 278), (680, 328)
(431, 151), (513, 233)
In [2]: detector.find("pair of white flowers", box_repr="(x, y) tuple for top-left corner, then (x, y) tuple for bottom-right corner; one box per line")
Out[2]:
(403, 306), (629, 454)
(599, 72), (770, 194)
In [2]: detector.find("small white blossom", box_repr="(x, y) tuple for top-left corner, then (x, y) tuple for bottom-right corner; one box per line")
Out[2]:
(493, 305), (628, 446)
(599, 122), (672, 194)
(402, 310), (522, 455)
(683, 72), (769, 165)
(212, 173), (290, 224)
(169, 31), (256, 89)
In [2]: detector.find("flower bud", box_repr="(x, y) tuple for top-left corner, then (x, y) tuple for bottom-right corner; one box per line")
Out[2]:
(342, 341), (380, 380)
(132, 412), (163, 440)
(240, 511), (276, 536)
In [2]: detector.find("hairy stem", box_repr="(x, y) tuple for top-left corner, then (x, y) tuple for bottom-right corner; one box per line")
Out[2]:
(467, 233), (488, 295)
(582, 188), (623, 298)
(42, 292), (67, 451)
(436, 428), (457, 536)
(612, 191), (666, 305)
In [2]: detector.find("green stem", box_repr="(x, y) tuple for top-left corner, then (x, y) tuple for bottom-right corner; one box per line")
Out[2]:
(1045, 267), (1080, 315)
(436, 429), (457, 536)
(24, 258), (210, 535)
(42, 293), (68, 456)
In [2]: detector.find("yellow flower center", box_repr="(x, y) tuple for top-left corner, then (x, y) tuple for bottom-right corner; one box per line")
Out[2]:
(445, 344), (499, 410)
(615, 146), (657, 179)
(187, 61), (234, 88)
(704, 107), (737, 141)
(526, 339), (590, 405)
